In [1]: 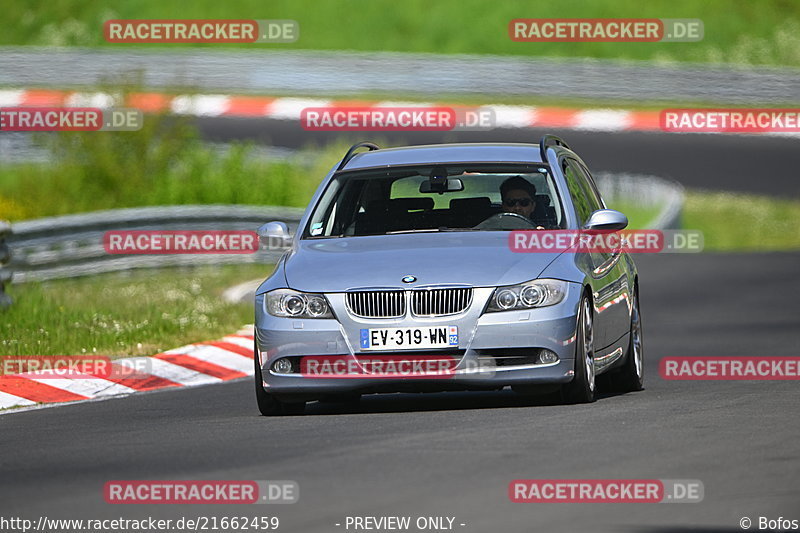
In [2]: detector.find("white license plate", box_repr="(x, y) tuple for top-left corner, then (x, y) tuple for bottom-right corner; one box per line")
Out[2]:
(359, 326), (458, 351)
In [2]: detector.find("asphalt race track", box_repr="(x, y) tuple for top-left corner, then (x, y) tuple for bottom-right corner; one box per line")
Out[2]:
(2, 253), (799, 532)
(1, 125), (798, 533)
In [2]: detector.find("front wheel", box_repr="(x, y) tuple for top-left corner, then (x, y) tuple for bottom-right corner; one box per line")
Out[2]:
(600, 289), (644, 393)
(254, 350), (306, 416)
(561, 296), (596, 404)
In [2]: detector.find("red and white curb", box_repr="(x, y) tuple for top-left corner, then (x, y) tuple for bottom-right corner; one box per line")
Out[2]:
(0, 325), (255, 412)
(0, 88), (662, 132)
(3, 88), (797, 137)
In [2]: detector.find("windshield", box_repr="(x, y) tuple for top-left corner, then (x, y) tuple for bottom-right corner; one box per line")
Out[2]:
(303, 165), (565, 238)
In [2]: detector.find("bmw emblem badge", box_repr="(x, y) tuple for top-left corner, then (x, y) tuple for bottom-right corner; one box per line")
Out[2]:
(402, 275), (417, 283)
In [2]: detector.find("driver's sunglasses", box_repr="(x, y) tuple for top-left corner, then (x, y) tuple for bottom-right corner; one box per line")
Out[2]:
(503, 198), (532, 207)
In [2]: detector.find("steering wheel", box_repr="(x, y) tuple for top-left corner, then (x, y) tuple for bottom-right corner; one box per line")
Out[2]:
(473, 212), (539, 230)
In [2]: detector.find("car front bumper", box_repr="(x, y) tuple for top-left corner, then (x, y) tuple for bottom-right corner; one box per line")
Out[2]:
(255, 283), (583, 399)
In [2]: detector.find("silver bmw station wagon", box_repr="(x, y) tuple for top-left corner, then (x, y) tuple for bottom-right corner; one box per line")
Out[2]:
(253, 136), (643, 415)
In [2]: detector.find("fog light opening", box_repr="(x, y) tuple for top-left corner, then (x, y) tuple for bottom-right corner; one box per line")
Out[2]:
(272, 358), (294, 374)
(537, 350), (559, 365)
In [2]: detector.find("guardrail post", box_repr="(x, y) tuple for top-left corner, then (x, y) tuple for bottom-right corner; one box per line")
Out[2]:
(0, 220), (11, 308)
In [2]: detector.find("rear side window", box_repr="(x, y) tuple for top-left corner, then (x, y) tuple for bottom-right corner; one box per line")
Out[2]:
(563, 158), (602, 225)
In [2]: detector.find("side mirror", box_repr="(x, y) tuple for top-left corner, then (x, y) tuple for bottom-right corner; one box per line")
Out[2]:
(583, 209), (628, 231)
(257, 221), (292, 249)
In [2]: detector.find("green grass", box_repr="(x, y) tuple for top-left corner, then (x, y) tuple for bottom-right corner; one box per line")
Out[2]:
(3, 0), (800, 67)
(0, 152), (323, 220)
(0, 113), (353, 221)
(0, 263), (269, 359)
(607, 202), (661, 230)
(684, 190), (800, 251)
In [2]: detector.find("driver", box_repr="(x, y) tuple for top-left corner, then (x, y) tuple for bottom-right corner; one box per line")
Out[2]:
(500, 176), (544, 228)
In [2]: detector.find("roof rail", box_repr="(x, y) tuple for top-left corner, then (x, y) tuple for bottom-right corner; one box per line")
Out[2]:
(539, 134), (570, 163)
(336, 141), (380, 171)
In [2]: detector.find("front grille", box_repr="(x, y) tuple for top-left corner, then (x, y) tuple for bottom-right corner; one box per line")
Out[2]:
(411, 288), (473, 317)
(346, 287), (474, 319)
(346, 290), (405, 318)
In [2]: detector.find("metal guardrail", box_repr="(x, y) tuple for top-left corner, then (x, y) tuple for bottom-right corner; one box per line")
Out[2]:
(0, 220), (11, 308)
(4, 205), (305, 283)
(0, 173), (684, 290)
(1, 47), (799, 105)
(595, 172), (684, 230)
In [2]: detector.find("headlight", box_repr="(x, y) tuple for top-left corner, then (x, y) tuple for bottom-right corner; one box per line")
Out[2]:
(266, 289), (333, 319)
(486, 279), (567, 312)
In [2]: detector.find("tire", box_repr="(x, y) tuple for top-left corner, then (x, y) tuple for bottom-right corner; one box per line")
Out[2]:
(561, 295), (596, 404)
(254, 350), (306, 416)
(600, 288), (644, 393)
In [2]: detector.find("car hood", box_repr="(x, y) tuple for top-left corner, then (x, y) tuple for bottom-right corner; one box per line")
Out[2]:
(283, 232), (564, 292)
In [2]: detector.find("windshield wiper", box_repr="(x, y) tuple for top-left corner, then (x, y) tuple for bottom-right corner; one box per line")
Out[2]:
(384, 229), (442, 234)
(384, 227), (479, 234)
